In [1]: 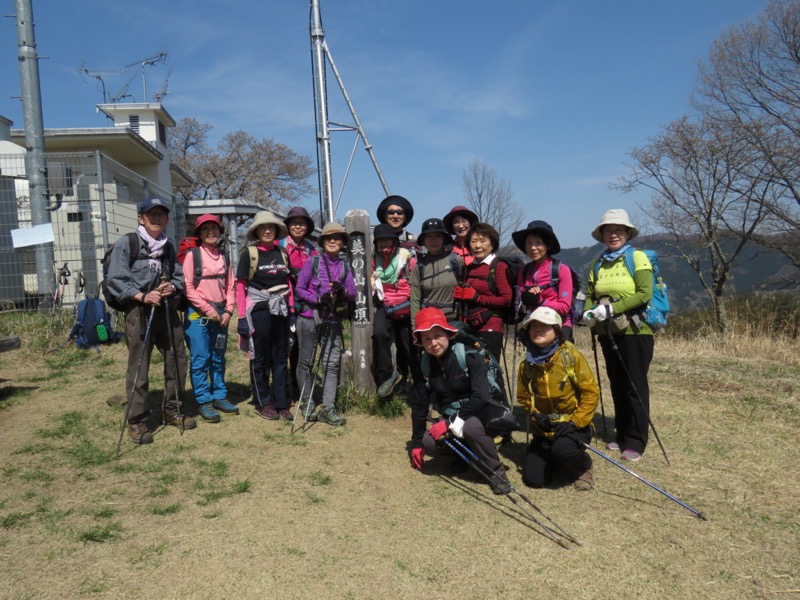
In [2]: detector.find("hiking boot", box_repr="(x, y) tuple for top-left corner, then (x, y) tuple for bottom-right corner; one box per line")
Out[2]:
(621, 449), (642, 462)
(300, 403), (318, 422)
(278, 408), (293, 421)
(128, 422), (153, 445)
(257, 405), (280, 421)
(165, 413), (197, 430)
(318, 406), (346, 427)
(605, 441), (620, 452)
(198, 403), (221, 423)
(377, 370), (403, 398)
(214, 398), (239, 415)
(489, 472), (512, 495)
(573, 465), (595, 491)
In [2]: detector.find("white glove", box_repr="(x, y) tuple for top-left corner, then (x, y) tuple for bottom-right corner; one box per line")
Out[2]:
(448, 415), (466, 439)
(584, 304), (614, 323)
(581, 311), (597, 328)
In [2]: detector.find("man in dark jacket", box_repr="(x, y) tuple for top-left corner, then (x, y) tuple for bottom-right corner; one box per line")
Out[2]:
(106, 197), (196, 444)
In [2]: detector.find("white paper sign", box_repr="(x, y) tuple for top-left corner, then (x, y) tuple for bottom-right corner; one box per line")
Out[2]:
(10, 223), (55, 248)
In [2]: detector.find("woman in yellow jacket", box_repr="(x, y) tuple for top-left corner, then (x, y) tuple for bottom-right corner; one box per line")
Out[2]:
(516, 306), (599, 490)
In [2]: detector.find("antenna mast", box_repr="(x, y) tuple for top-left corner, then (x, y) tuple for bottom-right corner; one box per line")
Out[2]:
(309, 0), (390, 225)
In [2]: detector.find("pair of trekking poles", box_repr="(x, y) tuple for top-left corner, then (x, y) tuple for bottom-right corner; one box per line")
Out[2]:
(115, 275), (187, 457)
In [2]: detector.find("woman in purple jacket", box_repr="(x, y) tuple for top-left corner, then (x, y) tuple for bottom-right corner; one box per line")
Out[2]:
(294, 222), (356, 426)
(511, 220), (576, 341)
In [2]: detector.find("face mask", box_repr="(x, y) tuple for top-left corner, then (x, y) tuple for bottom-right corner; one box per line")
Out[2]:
(377, 244), (396, 257)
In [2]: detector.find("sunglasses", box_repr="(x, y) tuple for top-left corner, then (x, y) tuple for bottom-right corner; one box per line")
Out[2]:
(386, 209), (405, 216)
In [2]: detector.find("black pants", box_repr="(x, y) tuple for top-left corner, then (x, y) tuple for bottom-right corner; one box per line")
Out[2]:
(249, 309), (289, 410)
(372, 307), (414, 386)
(599, 333), (654, 454)
(524, 427), (592, 488)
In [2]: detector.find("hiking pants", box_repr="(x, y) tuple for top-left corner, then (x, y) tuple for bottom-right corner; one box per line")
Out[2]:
(372, 307), (414, 386)
(124, 303), (188, 424)
(599, 333), (654, 455)
(249, 310), (289, 410)
(523, 428), (592, 488)
(183, 307), (228, 405)
(296, 316), (342, 408)
(423, 416), (504, 476)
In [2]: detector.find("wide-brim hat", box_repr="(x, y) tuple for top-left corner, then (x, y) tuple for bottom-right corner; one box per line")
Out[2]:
(591, 209), (639, 243)
(520, 306), (563, 330)
(193, 214), (224, 238)
(137, 196), (170, 214)
(372, 223), (400, 243)
(412, 307), (458, 346)
(247, 210), (288, 241)
(418, 218), (453, 245)
(443, 205), (479, 234)
(284, 206), (315, 232)
(511, 220), (561, 255)
(317, 221), (350, 246)
(377, 195), (414, 227)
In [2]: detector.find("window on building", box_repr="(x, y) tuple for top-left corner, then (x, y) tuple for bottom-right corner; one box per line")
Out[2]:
(67, 212), (84, 223)
(158, 120), (167, 145)
(129, 115), (140, 134)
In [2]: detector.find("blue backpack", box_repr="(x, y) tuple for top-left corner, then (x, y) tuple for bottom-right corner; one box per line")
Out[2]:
(69, 297), (117, 350)
(592, 247), (670, 331)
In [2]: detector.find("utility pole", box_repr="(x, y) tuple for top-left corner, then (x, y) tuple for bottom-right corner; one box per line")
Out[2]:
(309, 0), (390, 226)
(16, 0), (53, 303)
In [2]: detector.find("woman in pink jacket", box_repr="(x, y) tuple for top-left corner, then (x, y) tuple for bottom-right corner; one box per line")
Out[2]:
(183, 214), (238, 422)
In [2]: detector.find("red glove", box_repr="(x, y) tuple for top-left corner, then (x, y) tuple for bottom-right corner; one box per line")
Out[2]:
(410, 447), (425, 470)
(428, 419), (449, 441)
(454, 286), (477, 302)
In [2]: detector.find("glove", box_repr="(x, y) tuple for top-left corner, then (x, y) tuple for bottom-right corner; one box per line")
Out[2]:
(454, 286), (478, 302)
(520, 290), (540, 307)
(552, 420), (576, 437)
(587, 304), (614, 322)
(428, 419), (449, 441)
(534, 411), (553, 432)
(318, 292), (334, 307)
(331, 281), (346, 297)
(581, 310), (597, 328)
(410, 447), (425, 471)
(237, 320), (250, 337)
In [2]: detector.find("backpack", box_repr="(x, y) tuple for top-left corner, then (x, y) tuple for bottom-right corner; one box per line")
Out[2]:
(101, 233), (181, 312)
(486, 256), (524, 324)
(518, 258), (587, 324)
(68, 297), (117, 350)
(591, 247), (670, 331)
(177, 236), (231, 290)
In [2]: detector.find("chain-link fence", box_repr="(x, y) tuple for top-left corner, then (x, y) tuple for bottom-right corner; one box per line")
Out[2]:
(0, 150), (187, 309)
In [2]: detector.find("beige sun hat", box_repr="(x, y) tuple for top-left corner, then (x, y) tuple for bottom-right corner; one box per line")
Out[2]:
(247, 211), (288, 241)
(520, 306), (563, 330)
(317, 221), (350, 246)
(591, 209), (639, 243)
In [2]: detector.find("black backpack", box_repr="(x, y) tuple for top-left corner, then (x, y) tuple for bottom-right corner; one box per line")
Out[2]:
(487, 256), (525, 324)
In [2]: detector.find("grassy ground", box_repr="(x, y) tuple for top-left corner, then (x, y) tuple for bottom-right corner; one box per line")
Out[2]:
(0, 315), (798, 599)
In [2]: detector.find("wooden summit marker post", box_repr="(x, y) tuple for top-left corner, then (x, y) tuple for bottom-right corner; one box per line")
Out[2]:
(345, 209), (375, 393)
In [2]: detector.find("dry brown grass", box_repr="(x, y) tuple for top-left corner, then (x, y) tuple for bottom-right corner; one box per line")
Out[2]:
(0, 322), (798, 600)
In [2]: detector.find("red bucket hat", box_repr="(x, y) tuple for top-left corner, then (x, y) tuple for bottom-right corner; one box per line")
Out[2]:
(412, 307), (458, 345)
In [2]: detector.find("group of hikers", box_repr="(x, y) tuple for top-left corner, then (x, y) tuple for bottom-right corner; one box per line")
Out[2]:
(105, 195), (657, 494)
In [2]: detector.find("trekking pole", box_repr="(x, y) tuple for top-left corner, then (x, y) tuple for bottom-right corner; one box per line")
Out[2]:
(590, 331), (608, 437)
(162, 276), (186, 434)
(449, 437), (581, 546)
(604, 322), (670, 466)
(116, 305), (155, 457)
(583, 443), (706, 520)
(442, 438), (571, 548)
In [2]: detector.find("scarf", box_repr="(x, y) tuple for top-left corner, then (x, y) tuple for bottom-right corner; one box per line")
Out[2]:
(525, 338), (561, 365)
(600, 243), (631, 265)
(374, 248), (410, 285)
(138, 225), (168, 273)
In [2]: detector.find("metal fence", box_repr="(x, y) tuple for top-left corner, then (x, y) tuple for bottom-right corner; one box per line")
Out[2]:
(0, 150), (187, 309)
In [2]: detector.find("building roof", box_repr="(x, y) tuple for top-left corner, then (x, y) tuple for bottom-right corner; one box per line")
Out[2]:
(10, 126), (163, 164)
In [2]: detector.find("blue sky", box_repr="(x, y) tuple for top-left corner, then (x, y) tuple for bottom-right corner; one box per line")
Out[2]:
(0, 0), (770, 248)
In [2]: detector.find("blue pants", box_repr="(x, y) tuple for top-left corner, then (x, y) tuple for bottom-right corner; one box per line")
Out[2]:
(183, 308), (228, 405)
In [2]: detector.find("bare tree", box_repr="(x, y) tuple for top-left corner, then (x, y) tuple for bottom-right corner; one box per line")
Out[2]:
(461, 159), (524, 253)
(618, 115), (773, 332)
(694, 0), (800, 281)
(170, 118), (316, 211)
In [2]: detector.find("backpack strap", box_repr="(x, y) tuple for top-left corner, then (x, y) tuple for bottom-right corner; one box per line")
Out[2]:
(550, 258), (561, 289)
(560, 342), (580, 400)
(248, 246), (258, 281)
(623, 246), (637, 278)
(126, 232), (140, 269)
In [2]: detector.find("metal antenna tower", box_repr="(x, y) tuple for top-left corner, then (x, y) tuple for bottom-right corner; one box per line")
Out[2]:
(77, 49), (168, 105)
(309, 0), (390, 224)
